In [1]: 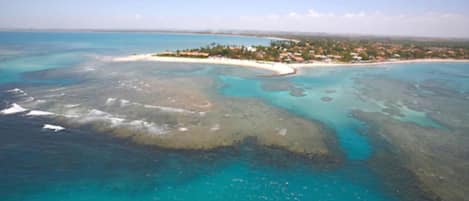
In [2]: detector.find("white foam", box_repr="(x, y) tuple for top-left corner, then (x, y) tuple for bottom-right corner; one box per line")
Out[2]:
(108, 117), (126, 126)
(35, 99), (47, 104)
(210, 124), (220, 131)
(104, 98), (197, 114)
(0, 103), (28, 115)
(6, 88), (25, 94)
(129, 120), (168, 135)
(178, 127), (188, 132)
(105, 98), (117, 105)
(64, 104), (80, 108)
(23, 97), (35, 102)
(43, 124), (65, 132)
(61, 109), (82, 118)
(277, 128), (288, 136)
(144, 104), (195, 114)
(88, 109), (108, 116)
(43, 93), (65, 98)
(26, 110), (55, 116)
(63, 114), (81, 118)
(61, 108), (168, 135)
(48, 87), (66, 92)
(76, 109), (126, 127)
(120, 99), (131, 107)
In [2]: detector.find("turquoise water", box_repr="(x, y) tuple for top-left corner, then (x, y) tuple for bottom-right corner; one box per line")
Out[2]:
(219, 64), (460, 161)
(0, 31), (269, 83)
(1, 32), (467, 201)
(219, 74), (373, 160)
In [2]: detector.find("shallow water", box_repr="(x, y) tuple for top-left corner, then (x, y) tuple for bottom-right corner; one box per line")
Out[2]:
(0, 31), (269, 84)
(1, 32), (468, 201)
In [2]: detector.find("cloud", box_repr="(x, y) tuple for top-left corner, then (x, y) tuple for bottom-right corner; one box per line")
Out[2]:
(226, 10), (469, 38)
(135, 14), (143, 20)
(344, 12), (366, 18)
(288, 12), (299, 17)
(1, 9), (468, 38)
(307, 9), (335, 17)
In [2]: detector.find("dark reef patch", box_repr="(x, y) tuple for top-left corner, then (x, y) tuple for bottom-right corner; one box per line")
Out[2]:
(321, 97), (333, 102)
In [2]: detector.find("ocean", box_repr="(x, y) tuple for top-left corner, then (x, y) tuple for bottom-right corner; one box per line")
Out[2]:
(1, 31), (468, 201)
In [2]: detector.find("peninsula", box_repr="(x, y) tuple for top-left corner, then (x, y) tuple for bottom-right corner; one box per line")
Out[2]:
(113, 36), (469, 76)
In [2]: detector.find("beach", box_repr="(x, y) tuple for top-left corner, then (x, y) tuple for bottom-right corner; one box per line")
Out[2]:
(112, 54), (296, 76)
(112, 54), (469, 76)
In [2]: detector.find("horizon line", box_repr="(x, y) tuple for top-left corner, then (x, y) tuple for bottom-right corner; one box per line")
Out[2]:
(1, 27), (469, 41)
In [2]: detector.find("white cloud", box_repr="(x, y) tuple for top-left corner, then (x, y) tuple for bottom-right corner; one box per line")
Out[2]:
(135, 14), (143, 20)
(344, 12), (366, 18)
(288, 12), (298, 17)
(307, 9), (334, 17)
(226, 10), (469, 38)
(1, 9), (468, 38)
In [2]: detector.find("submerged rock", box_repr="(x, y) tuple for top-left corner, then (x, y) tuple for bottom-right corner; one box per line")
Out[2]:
(321, 97), (333, 102)
(13, 62), (336, 161)
(355, 110), (469, 201)
(324, 89), (336, 94)
(289, 88), (306, 97)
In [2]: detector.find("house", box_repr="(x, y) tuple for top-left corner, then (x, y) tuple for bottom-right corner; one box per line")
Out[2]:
(314, 55), (327, 59)
(291, 56), (305, 62)
(246, 46), (257, 52)
(179, 51), (209, 58)
(352, 55), (362, 61)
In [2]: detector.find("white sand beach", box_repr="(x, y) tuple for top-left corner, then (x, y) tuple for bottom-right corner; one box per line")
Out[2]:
(113, 54), (296, 76)
(112, 54), (469, 76)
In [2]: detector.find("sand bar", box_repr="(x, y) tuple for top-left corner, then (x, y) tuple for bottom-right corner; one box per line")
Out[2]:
(113, 54), (296, 76)
(112, 54), (469, 76)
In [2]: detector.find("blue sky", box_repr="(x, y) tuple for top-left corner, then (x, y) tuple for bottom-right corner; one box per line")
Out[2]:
(1, 0), (468, 38)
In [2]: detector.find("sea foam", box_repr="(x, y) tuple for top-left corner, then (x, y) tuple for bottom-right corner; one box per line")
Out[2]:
(104, 97), (196, 114)
(129, 120), (168, 135)
(0, 103), (28, 115)
(79, 109), (125, 127)
(6, 88), (25, 94)
(26, 110), (55, 116)
(43, 124), (65, 132)
(120, 99), (131, 107)
(64, 104), (80, 108)
(144, 104), (195, 114)
(105, 98), (117, 105)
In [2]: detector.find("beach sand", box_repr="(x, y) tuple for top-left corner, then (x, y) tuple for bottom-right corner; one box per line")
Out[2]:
(113, 54), (296, 76)
(112, 54), (469, 76)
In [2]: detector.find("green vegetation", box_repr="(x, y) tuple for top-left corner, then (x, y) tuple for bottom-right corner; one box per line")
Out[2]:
(158, 37), (469, 63)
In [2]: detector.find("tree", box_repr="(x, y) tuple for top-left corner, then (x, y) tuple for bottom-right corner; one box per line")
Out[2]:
(359, 52), (369, 60)
(302, 51), (311, 60)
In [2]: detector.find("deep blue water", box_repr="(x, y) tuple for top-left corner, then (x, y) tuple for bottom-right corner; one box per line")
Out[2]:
(1, 32), (467, 201)
(0, 114), (396, 201)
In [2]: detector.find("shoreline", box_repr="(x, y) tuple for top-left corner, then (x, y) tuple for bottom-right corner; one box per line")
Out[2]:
(112, 54), (469, 76)
(293, 58), (469, 68)
(112, 54), (296, 76)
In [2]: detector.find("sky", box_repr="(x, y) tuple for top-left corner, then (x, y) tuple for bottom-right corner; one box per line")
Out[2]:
(1, 0), (469, 38)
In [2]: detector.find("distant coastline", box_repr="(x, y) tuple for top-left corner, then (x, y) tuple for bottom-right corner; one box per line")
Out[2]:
(3, 28), (468, 42)
(111, 54), (469, 76)
(0, 29), (293, 42)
